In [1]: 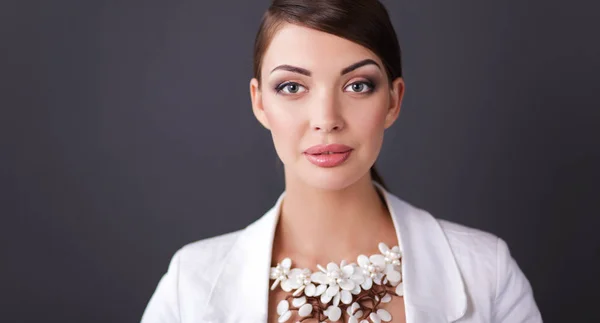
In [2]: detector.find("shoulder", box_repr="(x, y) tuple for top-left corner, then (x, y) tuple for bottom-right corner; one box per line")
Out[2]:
(433, 219), (542, 321)
(386, 193), (542, 320)
(167, 229), (246, 298)
(175, 229), (243, 277)
(389, 191), (504, 286)
(437, 218), (500, 258)
(174, 230), (245, 307)
(141, 230), (245, 323)
(391, 191), (502, 262)
(178, 230), (242, 258)
(435, 217), (503, 282)
(434, 218), (522, 281)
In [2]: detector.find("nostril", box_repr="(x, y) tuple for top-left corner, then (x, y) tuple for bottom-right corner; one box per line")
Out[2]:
(313, 124), (342, 132)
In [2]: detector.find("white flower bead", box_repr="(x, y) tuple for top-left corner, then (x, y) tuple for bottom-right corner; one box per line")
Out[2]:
(395, 282), (404, 296)
(385, 263), (401, 284)
(298, 303), (312, 317)
(278, 310), (292, 322)
(342, 264), (354, 276)
(370, 255), (386, 269)
(315, 284), (327, 296)
(361, 277), (373, 290)
(276, 300), (289, 315)
(287, 268), (310, 289)
(341, 290), (353, 304)
(347, 302), (360, 314)
(379, 243), (401, 262)
(338, 278), (355, 290)
(326, 306), (342, 321)
(292, 285), (305, 297)
(292, 296), (306, 307)
(357, 255), (385, 287)
(311, 272), (328, 284)
(369, 312), (381, 323)
(378, 242), (390, 254)
(326, 285), (340, 297)
(321, 292), (333, 304)
(377, 309), (392, 322)
(271, 259), (291, 278)
(281, 279), (293, 292)
(333, 293), (341, 307)
(326, 262), (340, 273)
(380, 293), (392, 303)
(281, 258), (292, 269)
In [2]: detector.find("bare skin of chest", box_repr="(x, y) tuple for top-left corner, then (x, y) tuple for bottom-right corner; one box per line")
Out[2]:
(267, 289), (406, 323)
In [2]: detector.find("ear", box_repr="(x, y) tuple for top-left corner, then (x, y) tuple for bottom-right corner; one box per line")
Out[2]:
(384, 77), (405, 129)
(250, 78), (270, 130)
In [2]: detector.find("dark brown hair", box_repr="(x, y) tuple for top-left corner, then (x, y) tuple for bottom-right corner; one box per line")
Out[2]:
(253, 0), (402, 191)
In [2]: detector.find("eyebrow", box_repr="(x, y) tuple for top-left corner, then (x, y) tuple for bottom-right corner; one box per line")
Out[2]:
(340, 59), (381, 75)
(270, 65), (311, 76)
(269, 58), (381, 76)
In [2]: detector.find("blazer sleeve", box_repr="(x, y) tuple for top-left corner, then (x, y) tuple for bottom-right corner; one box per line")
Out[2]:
(493, 238), (543, 322)
(141, 249), (182, 323)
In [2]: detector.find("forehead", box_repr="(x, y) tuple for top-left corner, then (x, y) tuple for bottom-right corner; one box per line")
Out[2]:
(262, 23), (382, 74)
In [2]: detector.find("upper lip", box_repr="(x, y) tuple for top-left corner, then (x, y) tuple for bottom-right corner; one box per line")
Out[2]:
(304, 144), (353, 155)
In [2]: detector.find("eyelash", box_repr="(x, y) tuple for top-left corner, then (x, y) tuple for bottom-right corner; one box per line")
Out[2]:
(346, 80), (376, 93)
(274, 80), (376, 95)
(275, 82), (305, 94)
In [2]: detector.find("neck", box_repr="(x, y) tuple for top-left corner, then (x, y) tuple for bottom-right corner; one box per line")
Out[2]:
(274, 171), (393, 265)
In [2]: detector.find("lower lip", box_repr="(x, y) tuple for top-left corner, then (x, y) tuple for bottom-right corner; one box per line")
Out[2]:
(304, 151), (352, 167)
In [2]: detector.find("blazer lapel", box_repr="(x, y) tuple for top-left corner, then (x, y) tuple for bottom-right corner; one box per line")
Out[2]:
(377, 182), (468, 322)
(204, 183), (467, 323)
(202, 193), (284, 322)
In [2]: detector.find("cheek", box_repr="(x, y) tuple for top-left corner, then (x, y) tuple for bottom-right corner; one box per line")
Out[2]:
(262, 96), (306, 160)
(347, 97), (389, 146)
(263, 96), (302, 132)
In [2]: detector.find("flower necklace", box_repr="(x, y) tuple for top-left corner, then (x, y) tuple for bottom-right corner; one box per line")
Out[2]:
(270, 243), (403, 323)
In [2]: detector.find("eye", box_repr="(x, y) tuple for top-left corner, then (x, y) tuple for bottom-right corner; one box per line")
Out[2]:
(275, 82), (307, 95)
(344, 81), (375, 93)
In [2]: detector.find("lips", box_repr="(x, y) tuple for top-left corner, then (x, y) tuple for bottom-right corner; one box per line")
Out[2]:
(303, 144), (353, 168)
(304, 144), (353, 155)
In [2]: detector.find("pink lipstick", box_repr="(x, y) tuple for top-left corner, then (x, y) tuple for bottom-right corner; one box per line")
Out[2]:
(303, 144), (353, 168)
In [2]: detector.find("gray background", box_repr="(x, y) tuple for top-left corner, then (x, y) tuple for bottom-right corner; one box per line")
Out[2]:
(2, 0), (599, 322)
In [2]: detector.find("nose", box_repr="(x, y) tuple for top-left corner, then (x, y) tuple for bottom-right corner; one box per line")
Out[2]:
(310, 91), (345, 133)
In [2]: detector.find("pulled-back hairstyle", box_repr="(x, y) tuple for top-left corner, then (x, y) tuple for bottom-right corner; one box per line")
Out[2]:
(253, 0), (403, 190)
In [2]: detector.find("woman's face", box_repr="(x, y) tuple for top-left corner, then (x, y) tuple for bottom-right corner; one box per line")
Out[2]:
(250, 23), (405, 190)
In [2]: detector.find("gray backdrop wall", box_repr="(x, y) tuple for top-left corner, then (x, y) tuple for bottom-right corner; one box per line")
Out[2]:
(2, 0), (599, 322)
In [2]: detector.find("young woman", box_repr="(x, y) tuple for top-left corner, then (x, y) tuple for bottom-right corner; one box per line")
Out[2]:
(141, 1), (542, 322)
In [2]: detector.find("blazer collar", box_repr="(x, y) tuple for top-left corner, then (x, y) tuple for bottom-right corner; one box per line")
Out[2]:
(203, 182), (467, 322)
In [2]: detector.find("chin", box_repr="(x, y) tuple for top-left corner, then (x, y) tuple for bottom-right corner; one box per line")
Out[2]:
(297, 164), (369, 191)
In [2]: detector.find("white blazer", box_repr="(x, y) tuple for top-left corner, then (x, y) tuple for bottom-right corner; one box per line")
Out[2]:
(141, 183), (542, 323)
